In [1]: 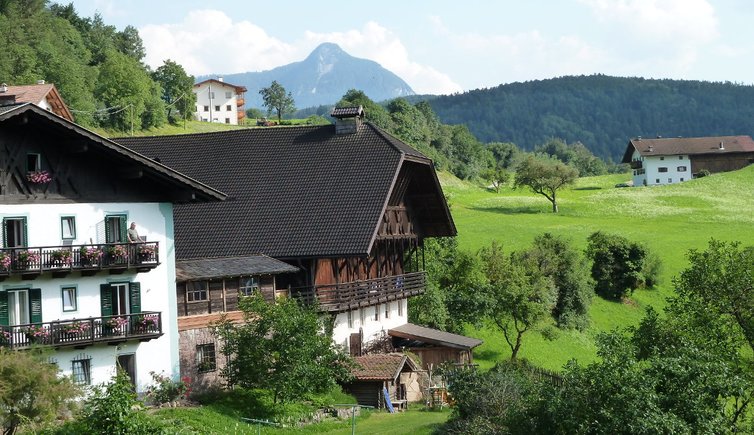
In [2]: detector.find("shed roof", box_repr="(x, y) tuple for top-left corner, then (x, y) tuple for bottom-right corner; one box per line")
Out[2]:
(389, 323), (483, 350)
(621, 135), (754, 163)
(350, 353), (419, 381)
(176, 255), (298, 281)
(115, 124), (455, 260)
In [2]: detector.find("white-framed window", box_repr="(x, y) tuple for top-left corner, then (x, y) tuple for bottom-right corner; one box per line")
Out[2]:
(359, 308), (366, 326)
(197, 343), (216, 373)
(680, 177), (685, 182)
(7, 289), (29, 326)
(374, 305), (379, 321)
(187, 281), (208, 302)
(385, 302), (390, 319)
(658, 167), (668, 173)
(225, 118), (230, 124)
(398, 300), (403, 317)
(347, 310), (353, 329)
(660, 156), (665, 160)
(655, 179), (660, 184)
(668, 178), (672, 183)
(72, 356), (92, 385)
(209, 92), (215, 99)
(61, 216), (76, 239)
(226, 105), (231, 111)
(203, 105), (209, 112)
(62, 286), (77, 312)
(239, 277), (259, 297)
(110, 282), (130, 315)
(677, 166), (687, 172)
(214, 105), (220, 112)
(225, 91), (232, 99)
(679, 155), (684, 160)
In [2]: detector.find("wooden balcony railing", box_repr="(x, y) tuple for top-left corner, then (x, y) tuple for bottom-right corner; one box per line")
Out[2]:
(293, 272), (426, 312)
(0, 242), (159, 278)
(630, 160), (643, 169)
(0, 311), (162, 350)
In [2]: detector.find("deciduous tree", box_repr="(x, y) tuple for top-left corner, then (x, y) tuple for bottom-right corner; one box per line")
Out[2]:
(259, 80), (295, 123)
(152, 59), (196, 122)
(513, 154), (578, 213)
(212, 294), (352, 403)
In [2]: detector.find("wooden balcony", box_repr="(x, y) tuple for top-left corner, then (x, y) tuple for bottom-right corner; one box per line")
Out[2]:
(0, 242), (159, 280)
(236, 98), (245, 107)
(294, 272), (426, 312)
(630, 160), (643, 169)
(0, 312), (163, 350)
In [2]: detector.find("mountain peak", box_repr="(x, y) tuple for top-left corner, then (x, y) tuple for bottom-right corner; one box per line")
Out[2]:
(307, 42), (348, 62)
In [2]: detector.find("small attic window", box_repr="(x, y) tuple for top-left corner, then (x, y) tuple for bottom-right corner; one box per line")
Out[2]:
(27, 153), (41, 172)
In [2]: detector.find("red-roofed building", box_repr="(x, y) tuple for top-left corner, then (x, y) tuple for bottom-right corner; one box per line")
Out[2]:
(0, 82), (74, 122)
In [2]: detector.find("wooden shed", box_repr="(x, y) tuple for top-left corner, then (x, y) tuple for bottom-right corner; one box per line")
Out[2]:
(343, 353), (423, 409)
(389, 323), (483, 370)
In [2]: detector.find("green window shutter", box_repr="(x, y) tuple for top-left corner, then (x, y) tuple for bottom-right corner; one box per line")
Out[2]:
(129, 282), (141, 314)
(22, 217), (28, 247)
(29, 288), (42, 323)
(100, 284), (112, 317)
(0, 291), (8, 326)
(1, 219), (6, 248)
(105, 217), (115, 243)
(119, 217), (128, 244)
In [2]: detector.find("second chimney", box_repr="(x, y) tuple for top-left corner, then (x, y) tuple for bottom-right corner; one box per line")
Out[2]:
(331, 106), (365, 134)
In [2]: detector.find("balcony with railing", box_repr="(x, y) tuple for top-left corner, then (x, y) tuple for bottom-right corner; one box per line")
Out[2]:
(0, 311), (163, 350)
(293, 272), (426, 312)
(0, 242), (159, 279)
(630, 160), (643, 169)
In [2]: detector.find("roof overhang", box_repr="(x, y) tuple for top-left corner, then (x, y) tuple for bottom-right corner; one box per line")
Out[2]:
(0, 103), (227, 202)
(176, 255), (298, 281)
(389, 323), (483, 350)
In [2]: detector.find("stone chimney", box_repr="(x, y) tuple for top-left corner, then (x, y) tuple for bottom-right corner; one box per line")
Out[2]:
(217, 77), (224, 82)
(330, 106), (365, 134)
(37, 79), (45, 85)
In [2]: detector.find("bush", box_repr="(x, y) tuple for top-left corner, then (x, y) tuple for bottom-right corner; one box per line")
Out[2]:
(145, 372), (189, 406)
(585, 231), (659, 300)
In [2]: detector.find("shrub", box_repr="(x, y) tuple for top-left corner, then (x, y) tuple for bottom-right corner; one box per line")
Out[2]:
(145, 372), (189, 406)
(585, 231), (659, 300)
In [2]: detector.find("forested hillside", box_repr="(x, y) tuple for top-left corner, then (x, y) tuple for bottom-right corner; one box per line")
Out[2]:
(427, 75), (754, 161)
(0, 1), (195, 131)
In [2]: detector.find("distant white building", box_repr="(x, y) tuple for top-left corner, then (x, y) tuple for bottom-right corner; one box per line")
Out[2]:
(0, 81), (74, 122)
(622, 135), (754, 186)
(193, 78), (247, 125)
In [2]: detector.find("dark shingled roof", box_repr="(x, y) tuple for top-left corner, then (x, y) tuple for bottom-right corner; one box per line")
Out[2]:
(350, 353), (419, 381)
(389, 323), (483, 350)
(115, 124), (455, 260)
(331, 106), (364, 118)
(176, 255), (298, 281)
(622, 135), (754, 163)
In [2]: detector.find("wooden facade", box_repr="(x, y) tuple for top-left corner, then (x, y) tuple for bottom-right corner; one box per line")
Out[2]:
(691, 153), (754, 175)
(176, 275), (278, 318)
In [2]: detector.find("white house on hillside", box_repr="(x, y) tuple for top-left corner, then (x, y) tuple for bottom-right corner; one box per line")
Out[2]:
(0, 103), (225, 392)
(0, 81), (74, 122)
(193, 78), (247, 125)
(622, 135), (754, 186)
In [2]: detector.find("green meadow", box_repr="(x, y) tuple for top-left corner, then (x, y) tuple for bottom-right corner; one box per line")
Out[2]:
(440, 166), (754, 371)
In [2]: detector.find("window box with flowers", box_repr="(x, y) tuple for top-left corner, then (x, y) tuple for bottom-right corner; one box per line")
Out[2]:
(16, 250), (41, 270)
(24, 325), (50, 344)
(107, 245), (128, 263)
(137, 244), (157, 262)
(0, 252), (10, 272)
(133, 314), (159, 333)
(49, 249), (72, 267)
(80, 246), (102, 266)
(60, 321), (90, 341)
(103, 316), (129, 336)
(26, 170), (52, 185)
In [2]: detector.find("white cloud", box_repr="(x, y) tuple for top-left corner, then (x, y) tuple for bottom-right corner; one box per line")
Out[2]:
(140, 10), (297, 76)
(302, 21), (463, 94)
(140, 12), (461, 95)
(580, 0), (718, 44)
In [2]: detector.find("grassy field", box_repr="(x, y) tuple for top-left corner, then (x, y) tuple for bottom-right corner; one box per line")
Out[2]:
(153, 405), (449, 434)
(440, 166), (754, 371)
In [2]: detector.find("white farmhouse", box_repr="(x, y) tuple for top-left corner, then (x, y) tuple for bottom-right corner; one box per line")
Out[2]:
(193, 78), (247, 125)
(0, 81), (74, 122)
(0, 102), (225, 392)
(622, 135), (754, 187)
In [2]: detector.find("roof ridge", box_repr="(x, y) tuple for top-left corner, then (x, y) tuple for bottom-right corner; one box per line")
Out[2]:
(113, 124), (328, 141)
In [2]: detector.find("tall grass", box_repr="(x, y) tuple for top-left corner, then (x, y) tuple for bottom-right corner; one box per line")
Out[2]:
(441, 166), (754, 370)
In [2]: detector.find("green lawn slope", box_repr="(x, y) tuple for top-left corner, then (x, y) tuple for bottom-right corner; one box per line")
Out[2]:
(440, 166), (754, 371)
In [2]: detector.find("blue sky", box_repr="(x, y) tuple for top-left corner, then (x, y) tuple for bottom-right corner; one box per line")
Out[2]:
(61, 0), (754, 94)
